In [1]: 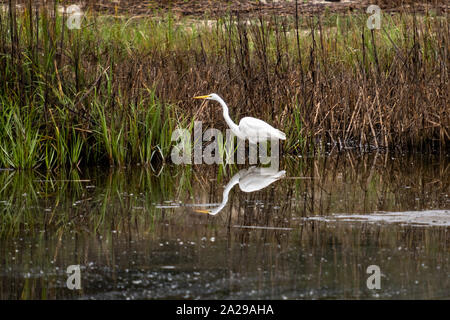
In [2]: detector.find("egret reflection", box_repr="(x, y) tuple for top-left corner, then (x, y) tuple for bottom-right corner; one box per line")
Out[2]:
(195, 166), (286, 216)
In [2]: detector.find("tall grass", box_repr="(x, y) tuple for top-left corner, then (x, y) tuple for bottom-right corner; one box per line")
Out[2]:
(0, 1), (448, 169)
(0, 1), (181, 169)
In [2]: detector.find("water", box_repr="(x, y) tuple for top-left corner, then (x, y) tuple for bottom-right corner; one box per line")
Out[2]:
(0, 153), (448, 299)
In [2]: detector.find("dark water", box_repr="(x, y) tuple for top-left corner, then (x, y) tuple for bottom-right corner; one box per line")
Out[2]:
(0, 153), (448, 299)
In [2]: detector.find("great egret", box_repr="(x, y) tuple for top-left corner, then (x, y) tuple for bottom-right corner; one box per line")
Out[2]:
(195, 166), (286, 216)
(193, 93), (286, 144)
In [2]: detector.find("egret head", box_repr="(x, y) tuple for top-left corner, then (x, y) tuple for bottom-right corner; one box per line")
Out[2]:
(193, 93), (221, 101)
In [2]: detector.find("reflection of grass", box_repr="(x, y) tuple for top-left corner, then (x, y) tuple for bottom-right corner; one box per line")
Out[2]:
(0, 165), (193, 239)
(0, 154), (448, 299)
(1, 4), (448, 169)
(0, 153), (447, 238)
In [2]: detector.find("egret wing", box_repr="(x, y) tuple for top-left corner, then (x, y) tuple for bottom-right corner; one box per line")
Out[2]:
(239, 117), (286, 141)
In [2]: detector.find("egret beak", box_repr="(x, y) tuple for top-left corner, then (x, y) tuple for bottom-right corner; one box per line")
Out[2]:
(193, 95), (210, 99)
(194, 209), (210, 214)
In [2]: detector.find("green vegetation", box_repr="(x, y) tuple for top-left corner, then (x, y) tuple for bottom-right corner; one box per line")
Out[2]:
(0, 2), (448, 169)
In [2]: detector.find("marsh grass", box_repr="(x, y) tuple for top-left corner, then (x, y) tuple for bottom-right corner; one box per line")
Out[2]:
(0, 1), (448, 169)
(0, 1), (182, 169)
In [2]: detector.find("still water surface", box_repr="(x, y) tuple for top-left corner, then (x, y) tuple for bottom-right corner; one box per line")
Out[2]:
(0, 153), (448, 299)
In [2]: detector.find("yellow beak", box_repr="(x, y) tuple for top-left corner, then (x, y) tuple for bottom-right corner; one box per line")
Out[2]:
(194, 209), (210, 214)
(193, 95), (210, 99)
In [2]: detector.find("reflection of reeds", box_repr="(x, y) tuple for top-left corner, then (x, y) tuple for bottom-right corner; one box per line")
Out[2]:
(0, 153), (448, 299)
(0, 165), (186, 239)
(2, 220), (447, 299)
(0, 2), (448, 169)
(0, 153), (447, 238)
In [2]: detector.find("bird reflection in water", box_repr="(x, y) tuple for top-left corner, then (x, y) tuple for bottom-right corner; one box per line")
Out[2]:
(195, 166), (286, 216)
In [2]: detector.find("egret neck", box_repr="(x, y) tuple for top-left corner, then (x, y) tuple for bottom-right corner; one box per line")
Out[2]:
(215, 95), (245, 140)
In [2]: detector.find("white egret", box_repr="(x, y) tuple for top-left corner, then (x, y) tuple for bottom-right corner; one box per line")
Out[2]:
(193, 93), (286, 144)
(195, 166), (286, 216)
